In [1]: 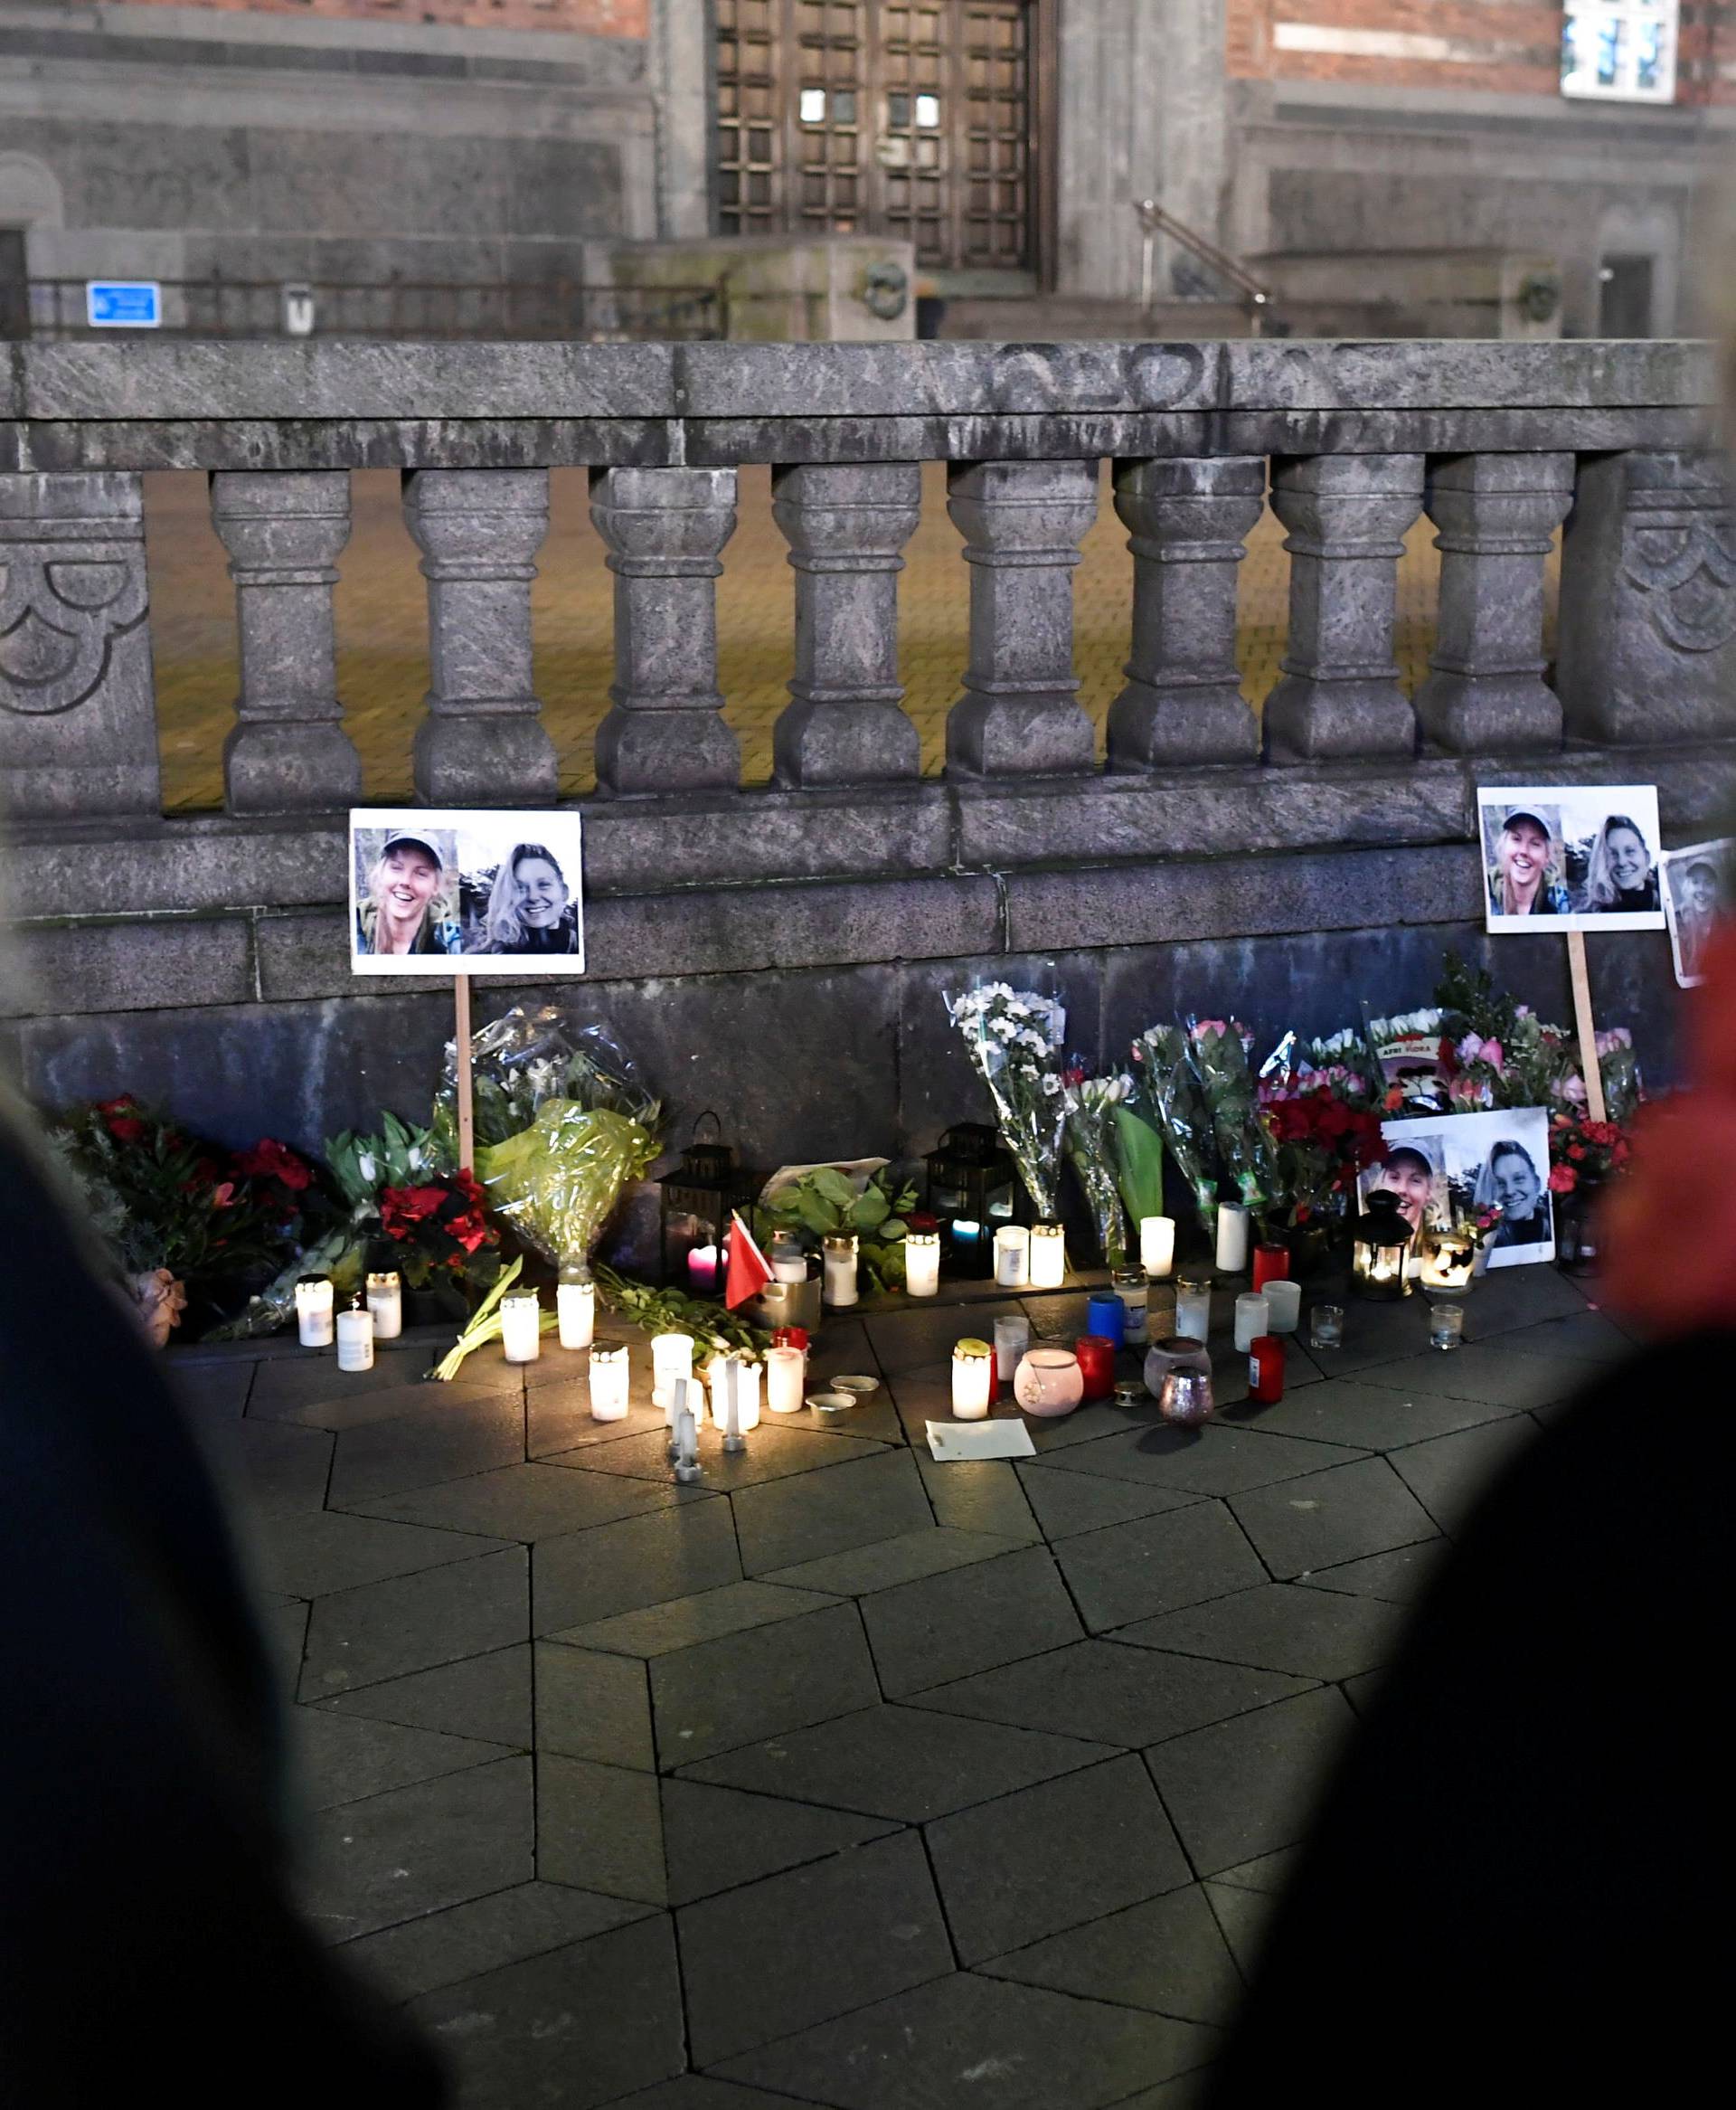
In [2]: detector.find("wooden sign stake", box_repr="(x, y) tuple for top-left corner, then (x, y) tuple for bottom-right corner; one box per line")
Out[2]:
(454, 970), (476, 1173)
(1565, 930), (1608, 1125)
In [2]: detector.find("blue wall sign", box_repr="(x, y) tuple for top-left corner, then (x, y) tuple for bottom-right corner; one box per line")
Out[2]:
(86, 281), (163, 328)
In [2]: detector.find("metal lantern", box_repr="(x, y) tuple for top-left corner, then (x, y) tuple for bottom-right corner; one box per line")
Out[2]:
(659, 1112), (758, 1288)
(1351, 1191), (1415, 1301)
(924, 1122), (1020, 1280)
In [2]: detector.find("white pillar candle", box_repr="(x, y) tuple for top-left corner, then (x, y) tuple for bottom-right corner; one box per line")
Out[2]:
(1174, 1276), (1213, 1344)
(709, 1355), (761, 1433)
(950, 1341), (994, 1420)
(556, 1277), (595, 1350)
(1232, 1292), (1269, 1353)
(364, 1271), (402, 1340)
(588, 1343), (630, 1420)
(994, 1225), (1031, 1288)
(499, 1289), (542, 1365)
(1139, 1216), (1175, 1280)
(823, 1235), (859, 1308)
(335, 1303), (374, 1373)
(295, 1276), (335, 1348)
(765, 1344), (806, 1415)
(1029, 1222), (1066, 1289)
(993, 1314), (1031, 1384)
(1263, 1279), (1302, 1334)
(652, 1331), (694, 1415)
(1215, 1205), (1250, 1273)
(903, 1232), (941, 1298)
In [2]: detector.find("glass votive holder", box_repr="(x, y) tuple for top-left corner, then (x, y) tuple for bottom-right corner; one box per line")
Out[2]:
(1158, 1366), (1216, 1426)
(1174, 1274), (1213, 1344)
(1232, 1292), (1269, 1353)
(950, 1339), (995, 1420)
(993, 1313), (1032, 1385)
(1310, 1301), (1345, 1351)
(1262, 1279), (1302, 1334)
(1427, 1297), (1467, 1352)
(651, 1331), (694, 1415)
(1143, 1334), (1211, 1399)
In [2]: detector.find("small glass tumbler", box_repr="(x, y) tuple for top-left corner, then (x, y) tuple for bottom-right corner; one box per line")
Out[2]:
(1427, 1297), (1467, 1351)
(1310, 1301), (1345, 1351)
(1158, 1366), (1215, 1426)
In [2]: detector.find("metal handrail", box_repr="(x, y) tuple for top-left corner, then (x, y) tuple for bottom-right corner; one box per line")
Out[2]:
(1134, 199), (1273, 317)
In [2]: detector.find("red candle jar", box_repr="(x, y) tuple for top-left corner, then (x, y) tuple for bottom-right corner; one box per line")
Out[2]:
(1072, 1333), (1117, 1402)
(1251, 1243), (1291, 1292)
(1248, 1333), (1286, 1404)
(770, 1327), (810, 1352)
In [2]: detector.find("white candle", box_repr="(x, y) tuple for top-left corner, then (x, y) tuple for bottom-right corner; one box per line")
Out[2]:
(364, 1270), (402, 1340)
(1174, 1275), (1212, 1344)
(708, 1355), (761, 1433)
(1112, 1269), (1149, 1346)
(950, 1342), (994, 1420)
(1029, 1222), (1066, 1289)
(686, 1244), (720, 1295)
(1216, 1206), (1250, 1273)
(765, 1344), (806, 1415)
(336, 1303), (374, 1372)
(823, 1236), (859, 1308)
(771, 1244), (808, 1284)
(557, 1277), (595, 1350)
(993, 1314), (1031, 1384)
(673, 1396), (702, 1481)
(499, 1289), (542, 1364)
(1263, 1280), (1302, 1334)
(588, 1343), (630, 1420)
(903, 1232), (940, 1298)
(1139, 1216), (1175, 1279)
(1232, 1291), (1269, 1353)
(295, 1276), (335, 1348)
(652, 1331), (694, 1415)
(994, 1225), (1031, 1288)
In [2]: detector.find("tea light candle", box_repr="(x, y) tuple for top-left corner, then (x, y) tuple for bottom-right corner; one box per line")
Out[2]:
(1111, 1266), (1149, 1346)
(770, 1243), (808, 1284)
(686, 1244), (720, 1294)
(296, 1275), (335, 1348)
(652, 1331), (694, 1415)
(950, 1339), (994, 1420)
(993, 1314), (1031, 1385)
(765, 1344), (806, 1415)
(1029, 1222), (1066, 1290)
(1139, 1216), (1175, 1279)
(994, 1225), (1031, 1288)
(499, 1288), (542, 1365)
(949, 1216), (982, 1253)
(1232, 1292), (1269, 1353)
(903, 1232), (941, 1299)
(823, 1235), (859, 1308)
(364, 1270), (402, 1340)
(336, 1301), (374, 1373)
(1263, 1279), (1302, 1334)
(1216, 1206), (1250, 1273)
(556, 1274), (595, 1351)
(708, 1354), (761, 1433)
(1174, 1274), (1213, 1344)
(588, 1342), (630, 1421)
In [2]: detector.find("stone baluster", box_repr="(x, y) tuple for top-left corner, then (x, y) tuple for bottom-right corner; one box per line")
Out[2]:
(770, 461), (922, 786)
(589, 466), (740, 794)
(1412, 453), (1573, 753)
(401, 468), (557, 804)
(1556, 448), (1736, 743)
(1263, 453), (1425, 762)
(0, 471), (161, 820)
(1108, 457), (1264, 769)
(210, 471), (362, 812)
(945, 459), (1098, 778)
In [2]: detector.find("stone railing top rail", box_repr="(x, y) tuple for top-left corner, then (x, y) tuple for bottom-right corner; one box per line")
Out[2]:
(0, 336), (1718, 430)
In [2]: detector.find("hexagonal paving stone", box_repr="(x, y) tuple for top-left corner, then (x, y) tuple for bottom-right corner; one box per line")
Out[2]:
(300, 1547), (529, 1697)
(647, 1600), (881, 1766)
(533, 1502), (741, 1634)
(1144, 1688), (1354, 1877)
(731, 1449), (933, 1575)
(1228, 1458), (1438, 1581)
(1053, 1501), (1268, 1633)
(858, 1545), (1085, 1698)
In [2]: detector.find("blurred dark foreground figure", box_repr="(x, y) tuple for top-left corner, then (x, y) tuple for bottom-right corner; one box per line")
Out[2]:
(0, 1101), (444, 2105)
(1209, 933), (1733, 2107)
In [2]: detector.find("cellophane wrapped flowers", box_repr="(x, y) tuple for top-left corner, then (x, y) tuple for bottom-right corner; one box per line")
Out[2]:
(1188, 1017), (1278, 1211)
(1132, 1023), (1220, 1232)
(946, 982), (1069, 1220)
(1061, 1069), (1132, 1264)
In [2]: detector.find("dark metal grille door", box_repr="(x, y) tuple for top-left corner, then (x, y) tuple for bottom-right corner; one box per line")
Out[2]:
(714, 0), (1032, 272)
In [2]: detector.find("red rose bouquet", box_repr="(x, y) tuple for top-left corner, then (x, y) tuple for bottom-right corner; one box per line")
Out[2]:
(1257, 1070), (1387, 1234)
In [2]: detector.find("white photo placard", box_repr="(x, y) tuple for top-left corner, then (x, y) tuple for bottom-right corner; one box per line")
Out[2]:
(1477, 785), (1665, 934)
(1659, 836), (1732, 989)
(1357, 1106), (1555, 1270)
(349, 809), (586, 976)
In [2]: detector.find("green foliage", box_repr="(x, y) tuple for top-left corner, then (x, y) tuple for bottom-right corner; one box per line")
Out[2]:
(325, 1111), (435, 1212)
(1109, 1103), (1165, 1226)
(1434, 951), (1519, 1046)
(591, 1264), (768, 1356)
(754, 1165), (920, 1292)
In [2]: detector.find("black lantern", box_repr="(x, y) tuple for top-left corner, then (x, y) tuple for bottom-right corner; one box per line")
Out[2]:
(659, 1113), (759, 1291)
(1351, 1191), (1415, 1301)
(924, 1122), (1021, 1280)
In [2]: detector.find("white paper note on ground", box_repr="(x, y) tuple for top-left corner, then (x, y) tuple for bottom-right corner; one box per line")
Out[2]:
(926, 1418), (1036, 1462)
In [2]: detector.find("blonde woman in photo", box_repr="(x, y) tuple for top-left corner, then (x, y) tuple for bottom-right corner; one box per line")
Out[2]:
(1487, 806), (1571, 918)
(1578, 813), (1660, 914)
(356, 833), (461, 957)
(479, 842), (581, 956)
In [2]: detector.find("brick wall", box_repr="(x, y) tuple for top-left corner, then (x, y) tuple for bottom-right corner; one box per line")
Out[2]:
(94, 0), (647, 34)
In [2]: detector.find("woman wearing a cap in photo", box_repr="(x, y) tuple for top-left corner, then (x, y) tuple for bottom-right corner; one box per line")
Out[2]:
(356, 832), (461, 957)
(1487, 806), (1571, 918)
(1579, 812), (1660, 914)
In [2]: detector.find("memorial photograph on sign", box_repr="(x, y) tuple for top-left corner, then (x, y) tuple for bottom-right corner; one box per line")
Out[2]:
(1478, 785), (1666, 933)
(1358, 1106), (1555, 1269)
(1660, 836), (1733, 989)
(349, 809), (586, 975)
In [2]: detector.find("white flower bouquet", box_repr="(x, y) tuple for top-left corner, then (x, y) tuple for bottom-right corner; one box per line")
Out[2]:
(1061, 1070), (1132, 1264)
(945, 980), (1069, 1220)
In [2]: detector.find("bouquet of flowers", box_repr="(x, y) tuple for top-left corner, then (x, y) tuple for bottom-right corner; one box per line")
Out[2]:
(1256, 1069), (1386, 1233)
(945, 981), (1069, 1219)
(755, 1162), (920, 1292)
(1547, 1108), (1634, 1197)
(1188, 1017), (1278, 1209)
(1132, 1022), (1220, 1231)
(1061, 1068), (1132, 1264)
(327, 1112), (501, 1303)
(433, 1006), (662, 1268)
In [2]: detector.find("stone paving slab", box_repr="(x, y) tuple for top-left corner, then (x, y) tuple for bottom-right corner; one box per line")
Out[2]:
(561, 1420), (888, 1490)
(731, 1449), (933, 1575)
(761, 1525), (1026, 1595)
(538, 1755), (666, 1905)
(1113, 1583), (1399, 1684)
(1144, 1688), (1355, 1877)
(252, 1506), (516, 1600)
(1227, 1457), (1439, 1580)
(658, 1778), (902, 1909)
(312, 1643), (533, 1747)
(605, 2081), (829, 2110)
(1294, 1539), (1448, 1604)
(326, 1391), (528, 1508)
(1032, 1420), (1366, 1498)
(1014, 1464), (1203, 1541)
(289, 1707), (520, 1813)
(553, 1581), (840, 1661)
(1202, 1879), (1276, 1981)
(1222, 1373), (1524, 1451)
(533, 1501), (741, 1634)
(339, 1880), (656, 2006)
(1053, 1500), (1269, 1633)
(1387, 1416), (1543, 1535)
(198, 1415), (335, 1518)
(300, 1547), (529, 1698)
(251, 1373), (521, 1433)
(1355, 1341), (1608, 1411)
(646, 1600), (881, 1767)
(536, 1643), (656, 1772)
(858, 1544), (1084, 1698)
(355, 1460), (694, 1541)
(532, 1386), (671, 1459)
(979, 1880), (1244, 2026)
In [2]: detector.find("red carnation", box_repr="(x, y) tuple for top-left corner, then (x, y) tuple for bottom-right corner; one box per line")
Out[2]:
(1548, 1163), (1578, 1195)
(235, 1138), (313, 1191)
(105, 1113), (146, 1144)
